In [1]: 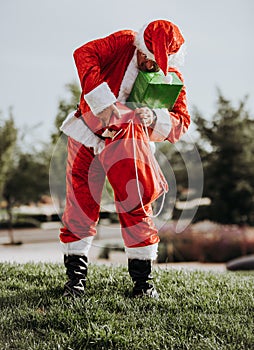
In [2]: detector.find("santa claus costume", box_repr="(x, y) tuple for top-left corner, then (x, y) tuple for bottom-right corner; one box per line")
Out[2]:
(59, 20), (190, 298)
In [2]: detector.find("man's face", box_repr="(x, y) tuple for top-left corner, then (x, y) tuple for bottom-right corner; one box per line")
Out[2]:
(137, 50), (160, 72)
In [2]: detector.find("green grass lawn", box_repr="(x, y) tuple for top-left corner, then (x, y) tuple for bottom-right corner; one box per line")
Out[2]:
(0, 262), (253, 350)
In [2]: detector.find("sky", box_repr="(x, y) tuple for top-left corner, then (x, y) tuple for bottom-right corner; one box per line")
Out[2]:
(0, 0), (253, 146)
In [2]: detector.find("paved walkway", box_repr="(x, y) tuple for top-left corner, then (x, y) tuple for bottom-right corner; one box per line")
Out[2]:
(0, 223), (123, 264)
(0, 224), (227, 272)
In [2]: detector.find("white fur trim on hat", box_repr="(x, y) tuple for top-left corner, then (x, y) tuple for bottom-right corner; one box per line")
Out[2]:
(84, 82), (117, 115)
(168, 43), (186, 68)
(134, 24), (186, 70)
(125, 243), (158, 260)
(150, 108), (172, 142)
(134, 24), (155, 61)
(60, 236), (94, 256)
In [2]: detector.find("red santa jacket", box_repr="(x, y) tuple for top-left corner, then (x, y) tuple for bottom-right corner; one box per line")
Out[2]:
(73, 30), (190, 143)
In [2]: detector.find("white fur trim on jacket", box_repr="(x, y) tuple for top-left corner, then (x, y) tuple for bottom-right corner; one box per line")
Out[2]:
(60, 111), (105, 154)
(117, 50), (139, 103)
(150, 108), (172, 141)
(84, 82), (117, 116)
(125, 243), (158, 260)
(60, 236), (94, 256)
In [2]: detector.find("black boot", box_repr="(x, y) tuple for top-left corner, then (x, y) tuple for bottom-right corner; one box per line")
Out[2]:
(128, 259), (159, 298)
(63, 255), (88, 298)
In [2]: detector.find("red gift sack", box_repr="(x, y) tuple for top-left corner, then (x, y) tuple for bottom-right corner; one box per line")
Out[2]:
(98, 104), (168, 217)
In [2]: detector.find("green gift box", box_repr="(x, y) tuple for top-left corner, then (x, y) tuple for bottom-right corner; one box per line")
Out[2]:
(127, 70), (183, 110)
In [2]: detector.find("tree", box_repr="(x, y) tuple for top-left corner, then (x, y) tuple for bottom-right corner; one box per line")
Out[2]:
(49, 82), (80, 212)
(3, 152), (49, 243)
(156, 138), (203, 227)
(51, 82), (81, 143)
(0, 110), (17, 197)
(193, 92), (254, 225)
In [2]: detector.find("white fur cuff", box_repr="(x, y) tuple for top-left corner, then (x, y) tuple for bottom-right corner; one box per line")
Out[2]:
(84, 82), (117, 115)
(60, 111), (105, 154)
(60, 236), (94, 256)
(125, 243), (158, 260)
(150, 108), (172, 141)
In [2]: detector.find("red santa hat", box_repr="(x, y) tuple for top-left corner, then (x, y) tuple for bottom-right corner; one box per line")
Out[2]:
(135, 20), (185, 75)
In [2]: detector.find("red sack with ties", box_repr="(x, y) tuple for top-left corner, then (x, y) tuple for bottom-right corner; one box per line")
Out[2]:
(98, 103), (168, 216)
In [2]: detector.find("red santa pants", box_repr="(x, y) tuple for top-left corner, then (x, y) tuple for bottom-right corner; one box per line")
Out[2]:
(59, 135), (160, 250)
